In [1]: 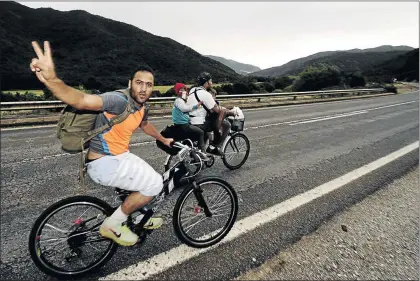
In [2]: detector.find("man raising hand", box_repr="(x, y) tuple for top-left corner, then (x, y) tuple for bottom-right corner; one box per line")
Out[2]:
(30, 41), (173, 246)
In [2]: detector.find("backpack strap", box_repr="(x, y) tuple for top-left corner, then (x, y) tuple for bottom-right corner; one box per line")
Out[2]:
(82, 89), (134, 144)
(193, 87), (212, 114)
(78, 89), (134, 188)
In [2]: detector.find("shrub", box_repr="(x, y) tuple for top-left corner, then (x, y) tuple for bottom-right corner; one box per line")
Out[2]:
(163, 87), (176, 97)
(263, 82), (275, 93)
(232, 82), (251, 94)
(294, 63), (342, 91)
(274, 76), (294, 89)
(1, 92), (18, 102)
(151, 90), (161, 97)
(283, 84), (295, 92)
(384, 84), (398, 94)
(221, 84), (235, 95)
(345, 73), (366, 87)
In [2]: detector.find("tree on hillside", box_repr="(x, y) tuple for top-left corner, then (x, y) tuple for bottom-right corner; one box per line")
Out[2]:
(274, 76), (295, 89)
(345, 72), (366, 87)
(293, 63), (342, 91)
(263, 82), (275, 93)
(233, 82), (252, 94)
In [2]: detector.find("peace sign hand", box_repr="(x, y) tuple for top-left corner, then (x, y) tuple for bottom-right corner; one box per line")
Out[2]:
(30, 41), (57, 84)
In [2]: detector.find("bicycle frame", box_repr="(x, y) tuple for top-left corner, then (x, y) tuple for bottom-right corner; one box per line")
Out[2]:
(220, 130), (241, 156)
(118, 140), (210, 231)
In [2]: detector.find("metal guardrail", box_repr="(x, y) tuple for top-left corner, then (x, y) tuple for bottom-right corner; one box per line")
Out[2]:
(0, 88), (386, 111)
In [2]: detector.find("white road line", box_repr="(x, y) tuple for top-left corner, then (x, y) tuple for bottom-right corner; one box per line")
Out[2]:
(3, 100), (417, 164)
(246, 100), (417, 129)
(289, 110), (368, 125)
(241, 93), (407, 112)
(367, 100), (417, 111)
(101, 141), (419, 280)
(2, 98), (417, 132)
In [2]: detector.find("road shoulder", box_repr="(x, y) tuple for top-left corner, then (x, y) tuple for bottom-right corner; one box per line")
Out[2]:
(235, 166), (419, 280)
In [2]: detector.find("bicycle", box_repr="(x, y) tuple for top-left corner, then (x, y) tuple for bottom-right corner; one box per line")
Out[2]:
(164, 117), (251, 174)
(28, 141), (239, 279)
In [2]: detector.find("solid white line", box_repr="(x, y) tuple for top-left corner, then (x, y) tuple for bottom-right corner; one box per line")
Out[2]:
(100, 141), (419, 280)
(4, 100), (417, 163)
(246, 110), (369, 129)
(2, 98), (417, 132)
(367, 100), (417, 111)
(289, 110), (368, 125)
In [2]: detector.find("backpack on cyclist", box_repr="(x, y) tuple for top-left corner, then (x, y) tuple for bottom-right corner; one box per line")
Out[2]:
(56, 89), (134, 154)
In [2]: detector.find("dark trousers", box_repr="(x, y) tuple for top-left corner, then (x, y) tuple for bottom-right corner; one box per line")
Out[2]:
(175, 124), (206, 151)
(196, 120), (231, 148)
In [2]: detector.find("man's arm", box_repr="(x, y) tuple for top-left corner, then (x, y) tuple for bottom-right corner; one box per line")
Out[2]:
(30, 41), (103, 111)
(140, 120), (173, 147)
(45, 79), (103, 110)
(211, 104), (236, 116)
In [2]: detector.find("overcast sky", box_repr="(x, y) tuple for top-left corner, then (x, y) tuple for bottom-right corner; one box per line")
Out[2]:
(20, 1), (419, 70)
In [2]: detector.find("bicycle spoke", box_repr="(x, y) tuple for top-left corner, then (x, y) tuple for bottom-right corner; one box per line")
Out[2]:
(86, 243), (101, 252)
(76, 206), (93, 221)
(210, 204), (231, 215)
(45, 223), (69, 234)
(209, 213), (230, 218)
(211, 197), (230, 210)
(184, 216), (209, 234)
(210, 190), (229, 206)
(39, 237), (67, 244)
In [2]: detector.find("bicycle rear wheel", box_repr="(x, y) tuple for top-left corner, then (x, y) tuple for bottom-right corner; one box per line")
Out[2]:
(28, 196), (117, 279)
(173, 177), (238, 248)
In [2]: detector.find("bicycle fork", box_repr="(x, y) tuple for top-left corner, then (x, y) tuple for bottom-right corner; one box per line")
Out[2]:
(192, 181), (213, 217)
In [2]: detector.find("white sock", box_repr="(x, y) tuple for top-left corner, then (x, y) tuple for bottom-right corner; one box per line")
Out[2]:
(106, 206), (128, 227)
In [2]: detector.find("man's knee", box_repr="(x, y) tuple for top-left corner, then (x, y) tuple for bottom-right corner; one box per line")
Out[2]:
(222, 120), (231, 129)
(145, 171), (164, 196)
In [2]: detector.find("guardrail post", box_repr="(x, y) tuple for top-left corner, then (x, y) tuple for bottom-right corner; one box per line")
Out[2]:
(293, 95), (297, 100)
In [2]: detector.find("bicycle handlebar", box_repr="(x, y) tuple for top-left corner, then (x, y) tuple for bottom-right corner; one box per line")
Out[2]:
(171, 139), (194, 150)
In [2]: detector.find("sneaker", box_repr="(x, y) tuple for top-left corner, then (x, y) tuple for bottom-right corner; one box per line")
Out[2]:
(143, 217), (163, 230)
(99, 218), (138, 246)
(197, 150), (210, 162)
(207, 146), (221, 156)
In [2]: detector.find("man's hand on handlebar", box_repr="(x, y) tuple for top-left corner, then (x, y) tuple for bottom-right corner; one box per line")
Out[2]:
(162, 138), (174, 147)
(227, 109), (238, 117)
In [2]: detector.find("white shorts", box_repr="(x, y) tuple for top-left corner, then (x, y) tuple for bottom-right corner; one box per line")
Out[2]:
(86, 152), (163, 196)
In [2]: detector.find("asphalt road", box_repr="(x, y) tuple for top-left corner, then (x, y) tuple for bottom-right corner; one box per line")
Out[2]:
(236, 166), (419, 280)
(1, 92), (418, 280)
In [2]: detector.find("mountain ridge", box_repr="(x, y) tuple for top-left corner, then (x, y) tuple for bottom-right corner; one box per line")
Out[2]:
(205, 55), (261, 75)
(1, 1), (239, 91)
(251, 45), (415, 77)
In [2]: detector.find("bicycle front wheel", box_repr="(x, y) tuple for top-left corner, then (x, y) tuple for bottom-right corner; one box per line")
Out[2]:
(222, 133), (250, 170)
(28, 196), (117, 279)
(173, 177), (238, 248)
